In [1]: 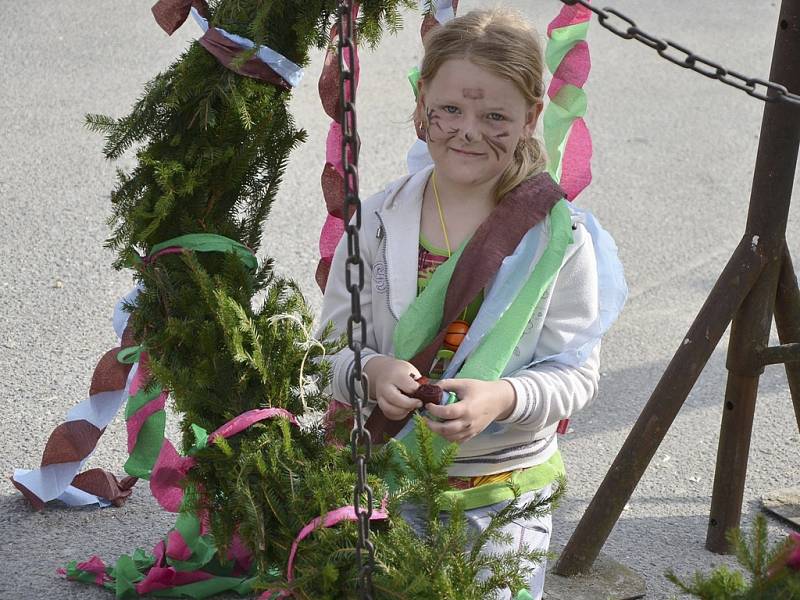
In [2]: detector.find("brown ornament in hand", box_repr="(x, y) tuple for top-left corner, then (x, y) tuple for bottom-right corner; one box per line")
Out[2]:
(410, 376), (443, 407)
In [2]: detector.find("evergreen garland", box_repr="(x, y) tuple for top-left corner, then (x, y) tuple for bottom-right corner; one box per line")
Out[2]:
(78, 1), (560, 597)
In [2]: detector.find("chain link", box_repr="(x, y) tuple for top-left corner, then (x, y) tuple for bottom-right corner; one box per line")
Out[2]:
(337, 1), (376, 598)
(560, 0), (800, 106)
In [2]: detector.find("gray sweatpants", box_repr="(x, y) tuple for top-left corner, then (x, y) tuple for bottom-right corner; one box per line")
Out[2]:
(399, 487), (552, 599)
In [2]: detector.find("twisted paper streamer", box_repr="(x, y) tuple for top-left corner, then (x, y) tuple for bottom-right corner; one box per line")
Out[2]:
(151, 0), (304, 89)
(13, 235), (257, 510)
(315, 2), (361, 291)
(544, 1), (593, 200)
(11, 293), (140, 509)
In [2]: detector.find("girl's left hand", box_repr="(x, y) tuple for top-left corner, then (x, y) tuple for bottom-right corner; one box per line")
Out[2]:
(423, 378), (516, 444)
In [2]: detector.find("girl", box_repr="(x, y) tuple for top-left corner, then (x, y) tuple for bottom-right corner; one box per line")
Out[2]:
(317, 8), (626, 598)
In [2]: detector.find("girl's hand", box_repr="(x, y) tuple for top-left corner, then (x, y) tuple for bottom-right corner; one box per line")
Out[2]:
(363, 356), (423, 421)
(424, 379), (516, 443)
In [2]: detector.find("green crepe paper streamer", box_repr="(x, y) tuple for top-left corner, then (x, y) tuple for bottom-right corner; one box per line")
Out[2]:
(545, 21), (590, 73)
(393, 239), (468, 360)
(63, 561), (103, 585)
(408, 66), (421, 100)
(132, 548), (156, 572)
(125, 385), (163, 419)
(514, 590), (535, 600)
(124, 410), (167, 479)
(117, 345), (143, 365)
(150, 576), (257, 598)
(188, 423), (209, 455)
(149, 233), (258, 270)
(543, 85), (587, 183)
(168, 511), (218, 572)
(459, 201), (573, 381)
(111, 554), (145, 600)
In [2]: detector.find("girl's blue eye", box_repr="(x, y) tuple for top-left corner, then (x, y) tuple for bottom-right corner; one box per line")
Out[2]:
(488, 113), (505, 121)
(443, 105), (459, 114)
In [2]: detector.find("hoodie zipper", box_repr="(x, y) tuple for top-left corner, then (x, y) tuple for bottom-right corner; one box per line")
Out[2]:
(375, 211), (400, 322)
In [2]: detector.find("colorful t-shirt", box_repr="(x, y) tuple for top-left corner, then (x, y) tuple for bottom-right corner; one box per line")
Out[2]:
(417, 234), (483, 380)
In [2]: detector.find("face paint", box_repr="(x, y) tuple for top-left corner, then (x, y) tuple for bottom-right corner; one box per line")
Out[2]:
(462, 88), (485, 100)
(425, 106), (459, 143)
(485, 130), (510, 160)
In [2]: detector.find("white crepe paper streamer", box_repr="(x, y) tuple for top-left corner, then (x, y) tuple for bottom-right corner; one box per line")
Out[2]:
(418, 0), (456, 24)
(11, 288), (143, 507)
(190, 8), (304, 88)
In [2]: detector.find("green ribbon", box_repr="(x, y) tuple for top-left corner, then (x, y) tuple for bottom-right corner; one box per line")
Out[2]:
(127, 233), (257, 270)
(408, 66), (421, 100)
(124, 410), (167, 479)
(543, 85), (587, 184)
(117, 345), (143, 365)
(545, 21), (590, 73)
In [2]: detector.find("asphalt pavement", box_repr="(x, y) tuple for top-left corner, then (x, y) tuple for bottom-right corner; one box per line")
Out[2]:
(1, 1), (799, 598)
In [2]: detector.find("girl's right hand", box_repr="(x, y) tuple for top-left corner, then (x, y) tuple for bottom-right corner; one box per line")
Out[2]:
(363, 356), (423, 421)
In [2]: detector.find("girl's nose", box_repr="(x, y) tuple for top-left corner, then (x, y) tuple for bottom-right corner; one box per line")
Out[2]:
(459, 116), (482, 144)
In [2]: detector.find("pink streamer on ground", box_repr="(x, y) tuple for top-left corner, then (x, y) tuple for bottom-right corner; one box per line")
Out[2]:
(559, 119), (592, 201)
(75, 556), (110, 586)
(166, 529), (193, 561)
(135, 567), (213, 594)
(547, 2), (591, 36)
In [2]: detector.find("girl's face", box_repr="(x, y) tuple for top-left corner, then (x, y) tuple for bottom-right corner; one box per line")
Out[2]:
(419, 58), (541, 190)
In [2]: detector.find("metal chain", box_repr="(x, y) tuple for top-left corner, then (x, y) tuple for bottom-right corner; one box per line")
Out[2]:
(561, 0), (800, 105)
(337, 1), (376, 598)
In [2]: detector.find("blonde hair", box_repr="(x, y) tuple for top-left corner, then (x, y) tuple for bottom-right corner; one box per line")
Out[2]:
(415, 8), (548, 200)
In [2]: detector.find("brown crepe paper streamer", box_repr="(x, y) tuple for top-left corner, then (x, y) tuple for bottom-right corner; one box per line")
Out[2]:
(152, 0), (291, 89)
(152, 0), (209, 36)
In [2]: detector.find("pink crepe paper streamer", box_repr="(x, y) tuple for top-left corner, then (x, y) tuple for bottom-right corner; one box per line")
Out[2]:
(559, 118), (592, 201)
(319, 215), (345, 262)
(209, 407), (297, 441)
(317, 3), (361, 291)
(135, 567), (213, 594)
(126, 358), (168, 453)
(228, 533), (254, 575)
(60, 556), (111, 586)
(150, 440), (196, 512)
(166, 529), (193, 561)
(149, 407), (298, 512)
(547, 2), (591, 37)
(286, 500), (389, 584)
(549, 41), (590, 98)
(326, 122), (345, 173)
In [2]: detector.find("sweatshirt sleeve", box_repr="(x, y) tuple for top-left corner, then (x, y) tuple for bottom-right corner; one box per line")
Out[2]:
(497, 221), (602, 431)
(314, 201), (385, 410)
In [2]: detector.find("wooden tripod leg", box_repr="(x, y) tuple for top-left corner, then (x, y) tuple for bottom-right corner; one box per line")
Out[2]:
(774, 244), (800, 432)
(706, 258), (781, 553)
(553, 239), (765, 576)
